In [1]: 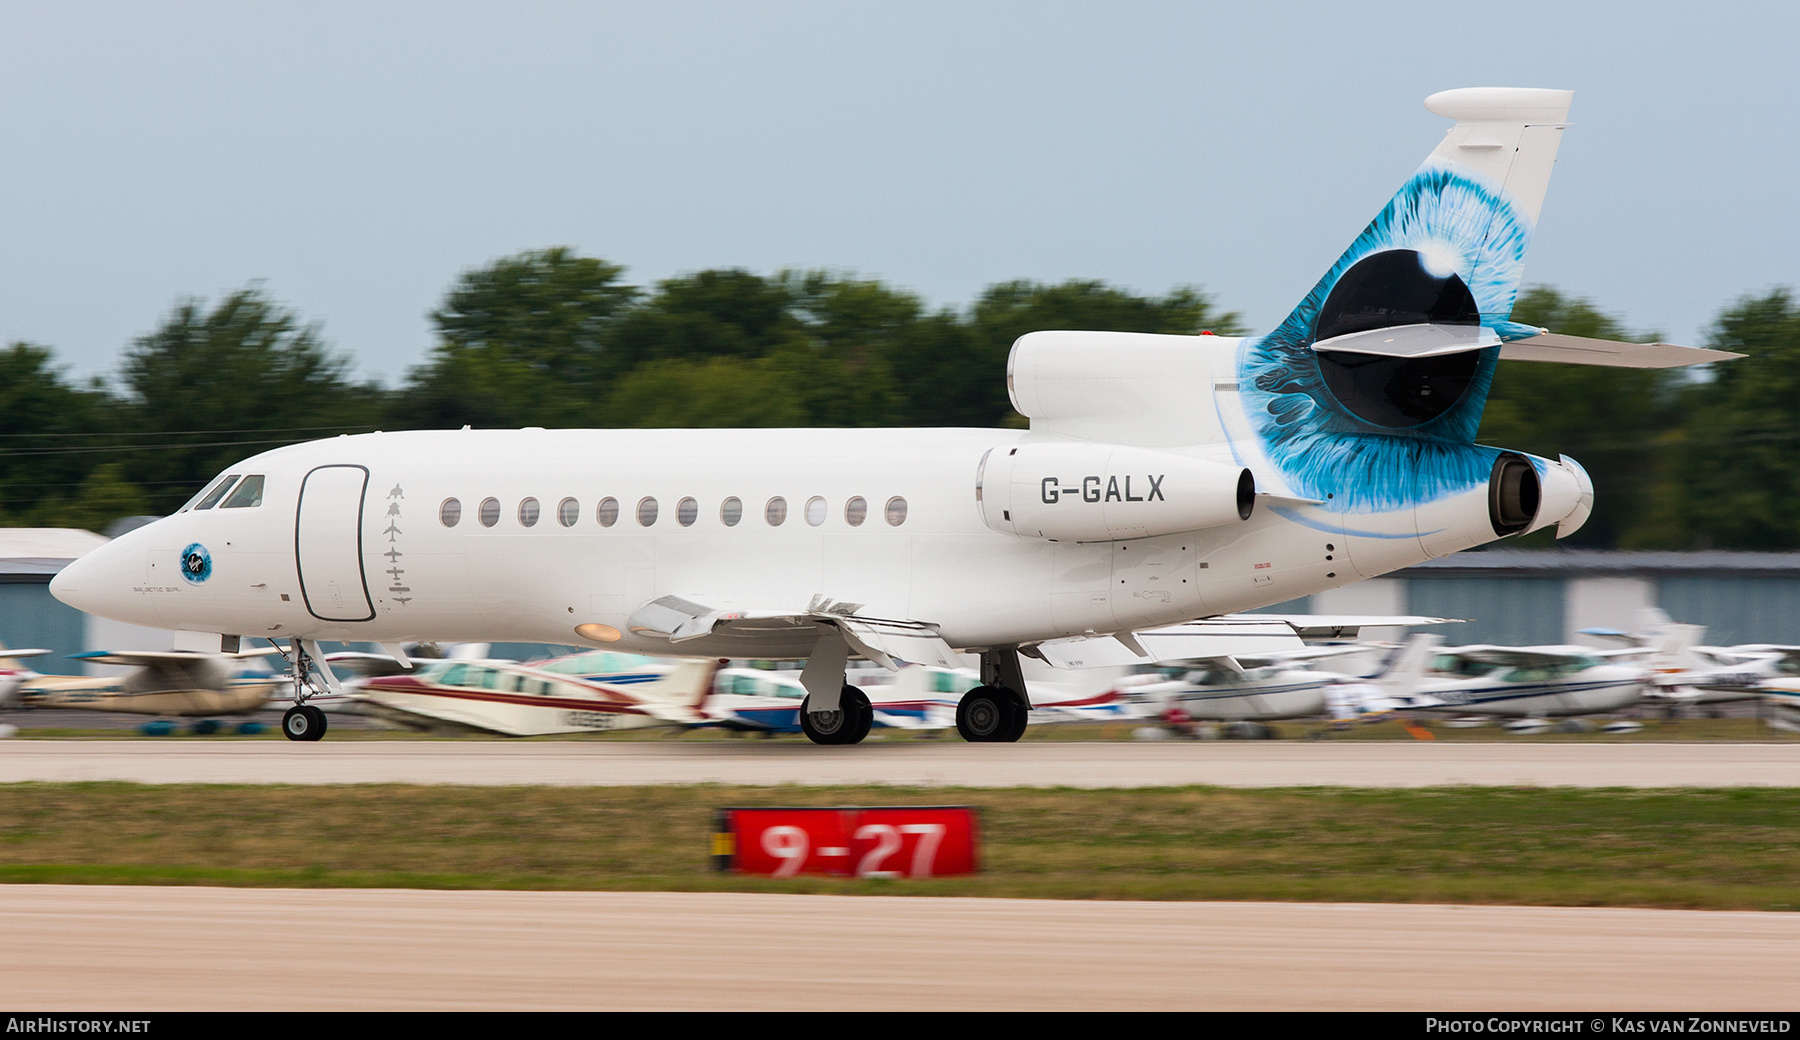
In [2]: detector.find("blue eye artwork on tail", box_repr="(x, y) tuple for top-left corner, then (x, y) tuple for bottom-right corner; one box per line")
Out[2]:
(1238, 162), (1533, 513)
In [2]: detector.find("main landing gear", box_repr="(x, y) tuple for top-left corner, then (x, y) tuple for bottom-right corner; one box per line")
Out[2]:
(954, 647), (1031, 743)
(801, 685), (873, 746)
(955, 685), (1029, 742)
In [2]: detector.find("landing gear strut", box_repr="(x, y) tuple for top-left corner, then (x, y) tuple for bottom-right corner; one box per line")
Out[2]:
(278, 638), (336, 743)
(956, 648), (1030, 743)
(801, 684), (873, 745)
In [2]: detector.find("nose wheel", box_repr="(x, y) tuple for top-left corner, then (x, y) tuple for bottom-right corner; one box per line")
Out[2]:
(282, 704), (328, 742)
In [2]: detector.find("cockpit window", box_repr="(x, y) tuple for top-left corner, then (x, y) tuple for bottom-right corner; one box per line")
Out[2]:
(220, 475), (265, 509)
(192, 475), (241, 511)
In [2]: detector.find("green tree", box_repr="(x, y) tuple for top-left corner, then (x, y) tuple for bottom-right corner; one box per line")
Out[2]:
(952, 281), (1245, 427)
(120, 288), (383, 513)
(1661, 289), (1800, 548)
(0, 343), (119, 526)
(1477, 286), (1672, 548)
(35, 462), (152, 534)
(398, 248), (639, 428)
(606, 356), (810, 428)
(607, 268), (798, 368)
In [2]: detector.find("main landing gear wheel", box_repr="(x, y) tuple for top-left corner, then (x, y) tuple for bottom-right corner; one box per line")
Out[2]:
(800, 685), (873, 746)
(956, 685), (1028, 743)
(282, 705), (327, 742)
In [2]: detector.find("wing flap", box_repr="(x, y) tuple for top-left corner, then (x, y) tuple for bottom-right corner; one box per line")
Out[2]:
(624, 594), (961, 669)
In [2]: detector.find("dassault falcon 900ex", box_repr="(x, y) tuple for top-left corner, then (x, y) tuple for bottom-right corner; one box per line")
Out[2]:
(51, 88), (1738, 745)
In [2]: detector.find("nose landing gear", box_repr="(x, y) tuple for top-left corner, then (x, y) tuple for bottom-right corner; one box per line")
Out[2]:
(276, 638), (341, 742)
(282, 704), (328, 742)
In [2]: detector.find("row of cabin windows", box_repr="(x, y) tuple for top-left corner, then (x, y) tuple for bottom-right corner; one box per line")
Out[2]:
(182, 473), (267, 511)
(438, 495), (909, 530)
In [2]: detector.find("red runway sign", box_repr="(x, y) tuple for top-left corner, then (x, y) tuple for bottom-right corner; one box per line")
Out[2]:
(714, 806), (980, 878)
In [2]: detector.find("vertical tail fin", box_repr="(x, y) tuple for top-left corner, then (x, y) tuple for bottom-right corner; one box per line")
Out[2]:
(632, 660), (721, 717)
(1239, 88), (1574, 509)
(1370, 634), (1443, 697)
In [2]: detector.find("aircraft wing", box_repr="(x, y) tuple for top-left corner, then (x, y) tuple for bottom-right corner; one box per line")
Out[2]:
(1229, 644), (1375, 670)
(69, 644), (284, 669)
(1030, 614), (1457, 669)
(70, 648), (282, 668)
(1448, 646), (1588, 668)
(1242, 614), (1460, 640)
(625, 595), (962, 669)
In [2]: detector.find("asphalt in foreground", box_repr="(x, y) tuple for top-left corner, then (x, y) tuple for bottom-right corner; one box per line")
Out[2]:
(7, 886), (1797, 1010)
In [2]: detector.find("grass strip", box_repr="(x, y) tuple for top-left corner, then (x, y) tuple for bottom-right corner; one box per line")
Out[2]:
(1, 782), (1796, 909)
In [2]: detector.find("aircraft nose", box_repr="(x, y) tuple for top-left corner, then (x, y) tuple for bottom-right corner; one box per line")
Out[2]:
(50, 537), (143, 620)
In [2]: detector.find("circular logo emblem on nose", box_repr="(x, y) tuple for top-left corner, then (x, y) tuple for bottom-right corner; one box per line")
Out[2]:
(179, 543), (212, 585)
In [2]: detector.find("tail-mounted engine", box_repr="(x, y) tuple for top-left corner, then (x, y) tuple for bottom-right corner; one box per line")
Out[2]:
(1488, 451), (1594, 540)
(978, 442), (1254, 542)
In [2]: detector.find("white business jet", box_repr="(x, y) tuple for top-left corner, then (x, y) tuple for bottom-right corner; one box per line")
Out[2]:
(49, 87), (1737, 745)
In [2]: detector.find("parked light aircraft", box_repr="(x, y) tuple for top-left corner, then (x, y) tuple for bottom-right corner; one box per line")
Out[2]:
(1583, 609), (1793, 709)
(3, 649), (287, 721)
(345, 656), (715, 738)
(49, 87), (1739, 744)
(1118, 647), (1371, 724)
(1370, 634), (1647, 718)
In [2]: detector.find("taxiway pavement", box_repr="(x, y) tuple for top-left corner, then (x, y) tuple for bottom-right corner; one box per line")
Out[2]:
(3, 739), (1799, 786)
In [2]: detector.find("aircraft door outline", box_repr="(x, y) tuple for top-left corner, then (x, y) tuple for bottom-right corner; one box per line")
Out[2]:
(295, 464), (377, 623)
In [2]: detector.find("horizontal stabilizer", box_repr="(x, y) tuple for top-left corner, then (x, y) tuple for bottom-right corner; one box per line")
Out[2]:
(1500, 333), (1743, 368)
(1312, 323), (1500, 359)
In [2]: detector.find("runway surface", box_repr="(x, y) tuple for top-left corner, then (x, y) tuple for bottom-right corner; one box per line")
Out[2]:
(3, 739), (1799, 787)
(7, 885), (1796, 1011)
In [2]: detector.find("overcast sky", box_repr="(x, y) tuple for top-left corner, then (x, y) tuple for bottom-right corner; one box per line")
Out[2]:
(1, 1), (1795, 385)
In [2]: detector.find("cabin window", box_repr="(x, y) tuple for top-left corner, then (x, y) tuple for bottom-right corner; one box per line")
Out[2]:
(677, 497), (698, 527)
(597, 497), (619, 527)
(805, 496), (826, 526)
(220, 474), (265, 508)
(765, 497), (788, 526)
(637, 497), (659, 526)
(193, 475), (241, 510)
(440, 498), (462, 527)
(479, 498), (501, 527)
(845, 496), (867, 526)
(558, 498), (580, 527)
(518, 497), (541, 527)
(721, 497), (743, 526)
(885, 496), (908, 526)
